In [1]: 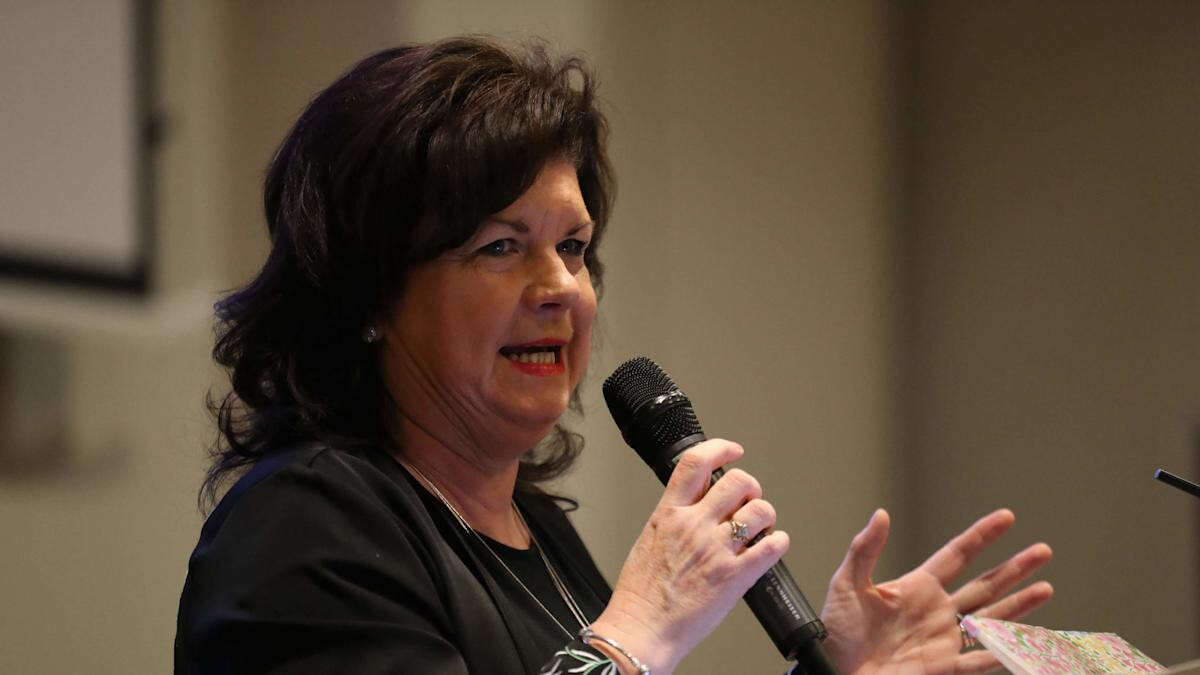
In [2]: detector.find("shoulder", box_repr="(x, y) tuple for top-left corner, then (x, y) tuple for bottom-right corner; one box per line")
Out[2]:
(176, 444), (468, 671)
(218, 443), (405, 509)
(178, 444), (452, 629)
(186, 443), (438, 581)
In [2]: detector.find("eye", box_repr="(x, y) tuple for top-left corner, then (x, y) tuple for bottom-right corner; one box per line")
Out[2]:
(556, 238), (589, 257)
(477, 238), (518, 257)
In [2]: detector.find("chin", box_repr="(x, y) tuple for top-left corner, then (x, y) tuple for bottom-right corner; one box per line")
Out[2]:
(504, 396), (571, 435)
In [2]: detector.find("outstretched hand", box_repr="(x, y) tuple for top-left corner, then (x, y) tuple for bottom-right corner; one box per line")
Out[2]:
(819, 509), (1053, 675)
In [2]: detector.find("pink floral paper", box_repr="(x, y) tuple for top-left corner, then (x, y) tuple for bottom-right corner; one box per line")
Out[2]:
(961, 615), (1164, 674)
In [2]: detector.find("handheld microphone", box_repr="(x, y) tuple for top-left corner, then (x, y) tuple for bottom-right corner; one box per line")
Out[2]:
(603, 356), (838, 675)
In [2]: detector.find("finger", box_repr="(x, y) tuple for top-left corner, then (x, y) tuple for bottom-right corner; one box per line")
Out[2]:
(700, 468), (762, 518)
(952, 543), (1052, 613)
(728, 498), (776, 548)
(832, 509), (890, 590)
(660, 440), (744, 507)
(919, 509), (1015, 586)
(953, 649), (1002, 674)
(973, 580), (1054, 623)
(736, 529), (790, 581)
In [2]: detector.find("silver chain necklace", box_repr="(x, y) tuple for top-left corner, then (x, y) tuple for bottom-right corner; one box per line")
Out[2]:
(400, 460), (590, 639)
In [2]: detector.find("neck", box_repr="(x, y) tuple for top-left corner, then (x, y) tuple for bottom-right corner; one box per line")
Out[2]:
(393, 416), (529, 549)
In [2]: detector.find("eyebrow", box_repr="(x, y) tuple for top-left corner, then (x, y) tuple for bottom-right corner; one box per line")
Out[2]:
(485, 218), (593, 236)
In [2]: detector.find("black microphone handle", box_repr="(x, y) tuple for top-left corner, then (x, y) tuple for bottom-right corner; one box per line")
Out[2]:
(656, 434), (839, 675)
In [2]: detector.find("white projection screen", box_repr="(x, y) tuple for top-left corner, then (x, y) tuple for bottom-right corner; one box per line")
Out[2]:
(0, 0), (153, 293)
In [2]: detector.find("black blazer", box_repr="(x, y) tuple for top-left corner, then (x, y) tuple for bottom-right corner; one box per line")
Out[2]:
(175, 444), (611, 674)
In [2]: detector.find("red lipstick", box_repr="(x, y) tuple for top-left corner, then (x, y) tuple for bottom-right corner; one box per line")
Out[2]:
(509, 361), (565, 376)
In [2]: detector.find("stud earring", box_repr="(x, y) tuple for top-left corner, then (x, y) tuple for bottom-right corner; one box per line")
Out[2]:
(362, 326), (381, 343)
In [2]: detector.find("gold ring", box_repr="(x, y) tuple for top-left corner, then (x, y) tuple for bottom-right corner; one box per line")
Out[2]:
(729, 520), (750, 544)
(956, 613), (978, 651)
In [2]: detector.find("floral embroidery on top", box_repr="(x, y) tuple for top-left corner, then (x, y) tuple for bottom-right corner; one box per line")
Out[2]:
(539, 641), (616, 675)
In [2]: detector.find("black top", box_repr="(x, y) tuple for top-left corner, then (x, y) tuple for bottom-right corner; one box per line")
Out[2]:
(175, 444), (612, 674)
(399, 466), (608, 657)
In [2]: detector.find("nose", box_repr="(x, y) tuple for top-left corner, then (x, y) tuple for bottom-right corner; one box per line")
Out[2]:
(523, 249), (581, 312)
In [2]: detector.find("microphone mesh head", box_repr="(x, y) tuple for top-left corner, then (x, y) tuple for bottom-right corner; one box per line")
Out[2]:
(602, 357), (676, 431)
(603, 357), (704, 466)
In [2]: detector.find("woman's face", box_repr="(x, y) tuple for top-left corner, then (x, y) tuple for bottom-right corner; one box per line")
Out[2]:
(382, 159), (597, 457)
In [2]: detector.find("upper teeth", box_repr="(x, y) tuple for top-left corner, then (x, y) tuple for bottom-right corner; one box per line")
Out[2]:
(508, 351), (556, 364)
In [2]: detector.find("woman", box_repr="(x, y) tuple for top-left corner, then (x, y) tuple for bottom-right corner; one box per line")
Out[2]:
(176, 38), (1052, 674)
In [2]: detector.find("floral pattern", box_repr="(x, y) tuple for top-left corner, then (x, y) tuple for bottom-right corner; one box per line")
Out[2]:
(961, 615), (1165, 673)
(539, 640), (617, 675)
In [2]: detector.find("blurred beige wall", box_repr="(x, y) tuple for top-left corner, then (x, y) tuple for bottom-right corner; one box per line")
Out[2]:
(0, 1), (1194, 672)
(904, 1), (1200, 664)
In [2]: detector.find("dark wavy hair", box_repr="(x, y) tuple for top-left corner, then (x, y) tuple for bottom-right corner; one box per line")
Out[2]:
(201, 38), (613, 510)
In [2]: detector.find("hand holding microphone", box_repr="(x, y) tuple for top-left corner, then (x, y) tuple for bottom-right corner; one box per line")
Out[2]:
(591, 357), (1052, 675)
(597, 357), (837, 675)
(588, 438), (794, 674)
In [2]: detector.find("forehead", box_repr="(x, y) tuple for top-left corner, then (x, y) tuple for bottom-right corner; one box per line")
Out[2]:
(490, 160), (591, 227)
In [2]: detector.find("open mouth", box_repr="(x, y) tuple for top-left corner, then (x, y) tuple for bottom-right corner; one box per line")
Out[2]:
(498, 345), (562, 365)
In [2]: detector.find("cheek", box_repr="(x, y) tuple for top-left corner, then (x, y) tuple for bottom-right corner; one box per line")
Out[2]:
(444, 273), (519, 335)
(570, 275), (598, 377)
(398, 269), (514, 375)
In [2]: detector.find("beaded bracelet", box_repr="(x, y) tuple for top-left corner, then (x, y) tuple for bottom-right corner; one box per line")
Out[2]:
(579, 626), (651, 674)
